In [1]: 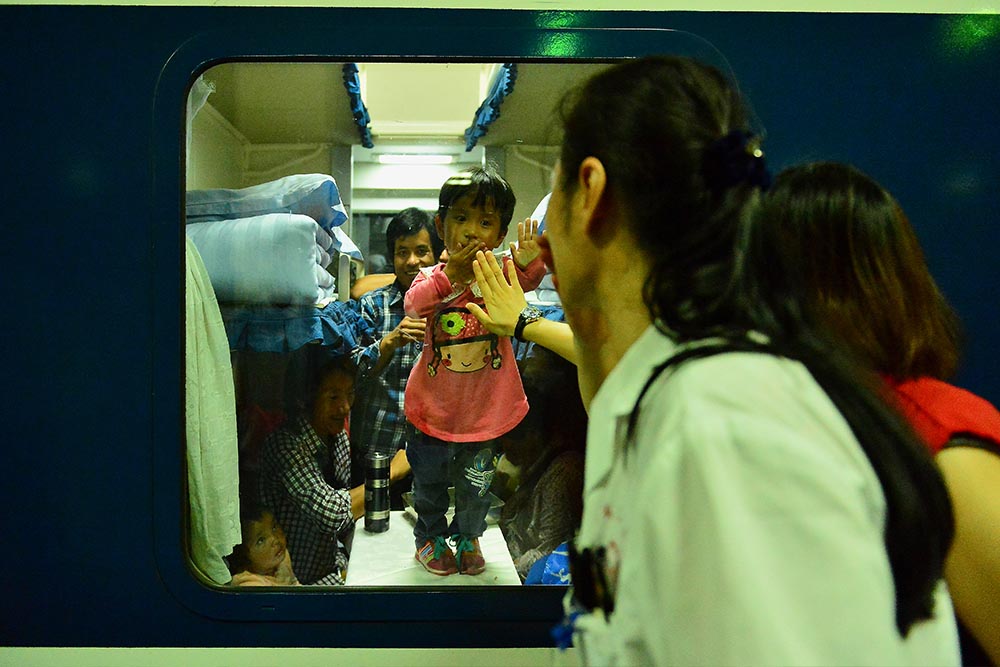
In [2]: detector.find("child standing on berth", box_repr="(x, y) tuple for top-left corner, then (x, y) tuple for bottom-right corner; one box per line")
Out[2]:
(404, 166), (545, 576)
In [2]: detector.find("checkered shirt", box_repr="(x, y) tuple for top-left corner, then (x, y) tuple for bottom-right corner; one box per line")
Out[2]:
(351, 282), (420, 458)
(259, 417), (353, 585)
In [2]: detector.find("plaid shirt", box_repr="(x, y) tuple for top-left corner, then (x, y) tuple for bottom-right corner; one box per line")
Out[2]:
(259, 417), (353, 585)
(351, 282), (420, 459)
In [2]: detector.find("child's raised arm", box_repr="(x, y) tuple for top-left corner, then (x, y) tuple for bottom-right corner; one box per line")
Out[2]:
(404, 266), (453, 318)
(504, 253), (546, 293)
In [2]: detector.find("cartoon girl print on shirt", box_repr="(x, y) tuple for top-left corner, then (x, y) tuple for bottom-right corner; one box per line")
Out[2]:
(427, 307), (501, 377)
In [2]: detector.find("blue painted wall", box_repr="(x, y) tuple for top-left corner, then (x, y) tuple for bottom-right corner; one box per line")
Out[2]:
(1, 5), (996, 648)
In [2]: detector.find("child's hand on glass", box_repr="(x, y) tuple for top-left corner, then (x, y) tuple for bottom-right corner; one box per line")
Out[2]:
(510, 218), (541, 270)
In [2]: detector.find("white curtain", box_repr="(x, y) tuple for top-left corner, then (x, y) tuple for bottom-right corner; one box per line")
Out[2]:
(186, 74), (215, 172)
(185, 236), (241, 584)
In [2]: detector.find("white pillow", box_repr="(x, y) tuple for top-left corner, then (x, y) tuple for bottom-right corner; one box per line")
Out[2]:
(185, 214), (336, 305)
(186, 173), (348, 232)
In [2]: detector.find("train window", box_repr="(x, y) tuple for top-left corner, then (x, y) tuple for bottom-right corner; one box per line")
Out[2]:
(152, 17), (728, 628)
(184, 59), (595, 590)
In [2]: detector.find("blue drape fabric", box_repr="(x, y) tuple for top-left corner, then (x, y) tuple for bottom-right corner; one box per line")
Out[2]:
(464, 63), (517, 151)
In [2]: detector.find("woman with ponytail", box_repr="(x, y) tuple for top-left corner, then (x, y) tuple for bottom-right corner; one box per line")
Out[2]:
(541, 56), (959, 665)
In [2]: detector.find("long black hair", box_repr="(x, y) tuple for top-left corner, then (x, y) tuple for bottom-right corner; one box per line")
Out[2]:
(559, 56), (953, 635)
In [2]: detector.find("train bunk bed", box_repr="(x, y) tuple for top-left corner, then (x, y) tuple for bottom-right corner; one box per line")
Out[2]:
(184, 172), (370, 584)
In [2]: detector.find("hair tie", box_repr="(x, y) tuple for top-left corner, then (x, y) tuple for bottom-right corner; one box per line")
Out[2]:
(702, 130), (772, 194)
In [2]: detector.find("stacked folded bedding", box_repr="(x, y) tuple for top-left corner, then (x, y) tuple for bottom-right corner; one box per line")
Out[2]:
(186, 173), (348, 232)
(185, 213), (336, 305)
(185, 173), (359, 306)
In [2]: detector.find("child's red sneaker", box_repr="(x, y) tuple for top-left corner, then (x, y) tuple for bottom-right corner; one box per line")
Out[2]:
(415, 536), (458, 576)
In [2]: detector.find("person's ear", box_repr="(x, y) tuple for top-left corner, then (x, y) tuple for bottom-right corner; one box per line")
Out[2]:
(434, 213), (446, 243)
(575, 157), (612, 244)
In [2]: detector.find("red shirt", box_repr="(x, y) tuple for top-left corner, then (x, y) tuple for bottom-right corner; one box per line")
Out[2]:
(886, 377), (1000, 454)
(404, 258), (545, 442)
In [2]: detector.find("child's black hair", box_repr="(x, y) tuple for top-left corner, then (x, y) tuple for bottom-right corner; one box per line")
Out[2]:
(437, 164), (516, 235)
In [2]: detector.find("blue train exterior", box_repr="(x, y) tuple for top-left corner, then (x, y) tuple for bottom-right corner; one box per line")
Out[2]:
(2, 5), (997, 648)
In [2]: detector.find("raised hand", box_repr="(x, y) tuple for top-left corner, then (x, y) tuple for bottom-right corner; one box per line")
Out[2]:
(466, 250), (527, 337)
(510, 218), (541, 270)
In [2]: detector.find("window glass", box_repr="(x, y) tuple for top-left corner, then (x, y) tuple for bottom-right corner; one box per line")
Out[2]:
(184, 61), (600, 589)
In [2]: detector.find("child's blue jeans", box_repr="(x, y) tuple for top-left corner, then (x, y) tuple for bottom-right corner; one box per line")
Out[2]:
(409, 432), (498, 549)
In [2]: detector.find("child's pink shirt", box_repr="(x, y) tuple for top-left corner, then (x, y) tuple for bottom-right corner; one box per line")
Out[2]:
(403, 256), (546, 442)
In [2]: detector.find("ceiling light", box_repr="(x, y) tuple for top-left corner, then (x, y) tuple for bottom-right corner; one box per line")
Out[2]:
(377, 154), (455, 165)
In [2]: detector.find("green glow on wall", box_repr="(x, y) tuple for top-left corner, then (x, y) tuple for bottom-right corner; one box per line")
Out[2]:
(536, 32), (584, 57)
(942, 14), (1000, 55)
(535, 11), (576, 29)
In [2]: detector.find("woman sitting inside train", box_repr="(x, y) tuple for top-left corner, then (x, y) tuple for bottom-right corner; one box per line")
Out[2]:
(258, 350), (407, 584)
(493, 346), (586, 582)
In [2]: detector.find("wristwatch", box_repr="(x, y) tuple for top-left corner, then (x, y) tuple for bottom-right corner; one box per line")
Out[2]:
(514, 305), (543, 341)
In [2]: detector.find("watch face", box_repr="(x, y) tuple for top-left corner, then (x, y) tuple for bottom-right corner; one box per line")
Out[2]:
(515, 305), (544, 341)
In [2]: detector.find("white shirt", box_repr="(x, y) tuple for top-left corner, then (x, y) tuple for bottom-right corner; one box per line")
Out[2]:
(570, 324), (959, 666)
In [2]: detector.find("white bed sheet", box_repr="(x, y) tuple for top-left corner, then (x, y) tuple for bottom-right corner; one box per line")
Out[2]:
(345, 511), (521, 586)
